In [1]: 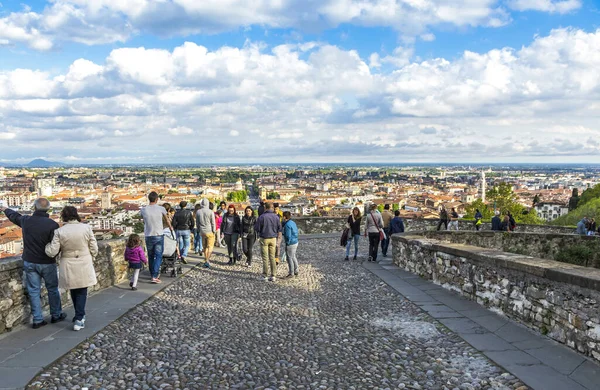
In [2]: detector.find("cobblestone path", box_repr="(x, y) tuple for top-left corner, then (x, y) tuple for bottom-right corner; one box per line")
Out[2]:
(29, 238), (527, 389)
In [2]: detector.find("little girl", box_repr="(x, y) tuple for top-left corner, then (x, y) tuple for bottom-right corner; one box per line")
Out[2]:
(125, 234), (147, 290)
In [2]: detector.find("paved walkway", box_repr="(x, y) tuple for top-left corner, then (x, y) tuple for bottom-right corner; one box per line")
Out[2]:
(0, 255), (205, 390)
(363, 258), (600, 390)
(0, 236), (598, 389)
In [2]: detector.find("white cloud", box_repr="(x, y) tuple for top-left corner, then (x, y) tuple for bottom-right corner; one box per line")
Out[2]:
(507, 0), (582, 14)
(0, 0), (539, 50)
(168, 126), (193, 135)
(0, 28), (599, 162)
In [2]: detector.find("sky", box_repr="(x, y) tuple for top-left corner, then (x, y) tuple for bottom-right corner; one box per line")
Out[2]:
(0, 0), (599, 164)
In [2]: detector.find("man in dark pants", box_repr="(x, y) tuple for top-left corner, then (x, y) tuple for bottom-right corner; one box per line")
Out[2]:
(380, 204), (393, 257)
(437, 206), (449, 231)
(1, 198), (67, 329)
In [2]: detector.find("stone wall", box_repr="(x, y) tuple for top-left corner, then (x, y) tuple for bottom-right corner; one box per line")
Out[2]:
(393, 234), (600, 362)
(295, 217), (576, 235)
(415, 230), (600, 268)
(0, 239), (129, 334)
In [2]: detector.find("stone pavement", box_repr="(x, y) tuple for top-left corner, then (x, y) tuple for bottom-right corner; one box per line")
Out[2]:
(363, 256), (600, 390)
(0, 255), (205, 390)
(0, 236), (598, 389)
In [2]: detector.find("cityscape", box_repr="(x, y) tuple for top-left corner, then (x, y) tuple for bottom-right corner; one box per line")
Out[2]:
(2, 162), (599, 259)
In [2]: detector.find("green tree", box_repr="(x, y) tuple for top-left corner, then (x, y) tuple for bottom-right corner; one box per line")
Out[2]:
(227, 190), (248, 202)
(578, 184), (600, 208)
(486, 182), (516, 214)
(486, 182), (543, 225)
(392, 204), (400, 212)
(464, 199), (493, 220)
(377, 204), (384, 212)
(568, 188), (580, 211)
(133, 222), (144, 234)
(267, 192), (279, 200)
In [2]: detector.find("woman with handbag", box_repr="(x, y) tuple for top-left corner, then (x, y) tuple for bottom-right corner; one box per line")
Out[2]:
(345, 207), (362, 261)
(365, 204), (385, 262)
(45, 206), (98, 331)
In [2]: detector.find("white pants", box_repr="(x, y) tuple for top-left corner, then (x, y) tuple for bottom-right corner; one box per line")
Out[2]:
(448, 221), (459, 231)
(130, 269), (140, 287)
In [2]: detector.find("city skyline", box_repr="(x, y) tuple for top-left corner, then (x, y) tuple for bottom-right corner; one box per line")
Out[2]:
(0, 1), (599, 164)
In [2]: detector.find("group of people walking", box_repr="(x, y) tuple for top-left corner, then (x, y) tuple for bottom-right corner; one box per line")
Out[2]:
(137, 193), (301, 284)
(1, 200), (98, 331)
(343, 204), (405, 262)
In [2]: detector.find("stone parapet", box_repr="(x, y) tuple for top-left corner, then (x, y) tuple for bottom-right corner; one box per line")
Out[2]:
(0, 239), (128, 334)
(414, 230), (600, 268)
(393, 233), (600, 362)
(294, 216), (575, 235)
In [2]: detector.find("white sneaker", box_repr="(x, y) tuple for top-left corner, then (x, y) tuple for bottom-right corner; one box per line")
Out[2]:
(269, 276), (276, 282)
(263, 276), (269, 281)
(73, 319), (85, 331)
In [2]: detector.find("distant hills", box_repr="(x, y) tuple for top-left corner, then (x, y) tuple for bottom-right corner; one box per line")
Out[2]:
(26, 159), (65, 168)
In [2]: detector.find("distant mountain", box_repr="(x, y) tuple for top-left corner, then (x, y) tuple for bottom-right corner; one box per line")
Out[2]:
(26, 159), (65, 168)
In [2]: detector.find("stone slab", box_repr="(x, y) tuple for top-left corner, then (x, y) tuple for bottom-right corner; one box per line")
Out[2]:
(495, 322), (540, 343)
(471, 314), (510, 332)
(0, 347), (21, 363)
(0, 366), (43, 390)
(484, 350), (541, 366)
(458, 308), (495, 318)
(507, 364), (587, 390)
(1, 337), (75, 368)
(525, 345), (587, 375)
(460, 333), (518, 352)
(570, 360), (600, 390)
(438, 317), (488, 335)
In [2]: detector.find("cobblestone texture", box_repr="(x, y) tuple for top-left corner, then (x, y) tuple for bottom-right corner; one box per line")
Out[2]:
(29, 238), (527, 390)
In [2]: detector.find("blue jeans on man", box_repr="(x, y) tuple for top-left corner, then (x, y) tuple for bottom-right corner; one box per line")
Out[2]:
(145, 235), (164, 279)
(381, 227), (391, 256)
(176, 230), (191, 258)
(23, 261), (63, 324)
(193, 229), (203, 253)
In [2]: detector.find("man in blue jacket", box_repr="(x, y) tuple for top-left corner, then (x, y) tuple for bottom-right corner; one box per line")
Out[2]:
(283, 212), (299, 277)
(255, 203), (281, 281)
(491, 211), (502, 231)
(1, 199), (66, 329)
(390, 210), (405, 235)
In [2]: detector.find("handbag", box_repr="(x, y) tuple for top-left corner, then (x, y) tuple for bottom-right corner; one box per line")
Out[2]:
(371, 212), (385, 241)
(340, 228), (349, 247)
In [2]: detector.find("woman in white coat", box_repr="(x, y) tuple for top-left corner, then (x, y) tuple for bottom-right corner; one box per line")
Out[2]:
(46, 206), (98, 331)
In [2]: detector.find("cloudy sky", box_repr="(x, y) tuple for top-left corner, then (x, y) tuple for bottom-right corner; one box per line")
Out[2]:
(0, 0), (599, 164)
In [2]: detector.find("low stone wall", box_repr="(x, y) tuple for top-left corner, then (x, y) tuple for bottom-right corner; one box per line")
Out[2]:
(295, 217), (576, 235)
(0, 239), (128, 334)
(415, 230), (600, 268)
(393, 234), (600, 362)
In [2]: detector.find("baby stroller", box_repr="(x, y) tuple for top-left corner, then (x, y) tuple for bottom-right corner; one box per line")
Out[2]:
(161, 229), (182, 277)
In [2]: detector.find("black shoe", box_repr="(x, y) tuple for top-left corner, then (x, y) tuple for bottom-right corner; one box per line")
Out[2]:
(132, 287), (138, 291)
(286, 274), (294, 278)
(129, 281), (133, 288)
(353, 256), (357, 261)
(294, 272), (298, 276)
(32, 320), (47, 329)
(51, 313), (67, 324)
(368, 256), (373, 262)
(181, 257), (188, 264)
(227, 259), (233, 265)
(344, 256), (349, 261)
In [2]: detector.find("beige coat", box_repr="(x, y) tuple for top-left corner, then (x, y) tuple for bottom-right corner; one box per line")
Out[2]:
(45, 221), (98, 290)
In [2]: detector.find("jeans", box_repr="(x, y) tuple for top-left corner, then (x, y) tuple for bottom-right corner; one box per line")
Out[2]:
(224, 233), (239, 260)
(23, 261), (63, 323)
(286, 243), (299, 275)
(176, 230), (191, 257)
(193, 230), (203, 253)
(345, 234), (360, 257)
(368, 232), (380, 261)
(70, 287), (88, 321)
(381, 227), (391, 256)
(260, 237), (277, 277)
(145, 235), (164, 279)
(242, 233), (256, 264)
(448, 221), (459, 231)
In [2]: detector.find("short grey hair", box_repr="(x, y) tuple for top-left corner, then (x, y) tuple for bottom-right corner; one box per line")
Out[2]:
(34, 198), (50, 212)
